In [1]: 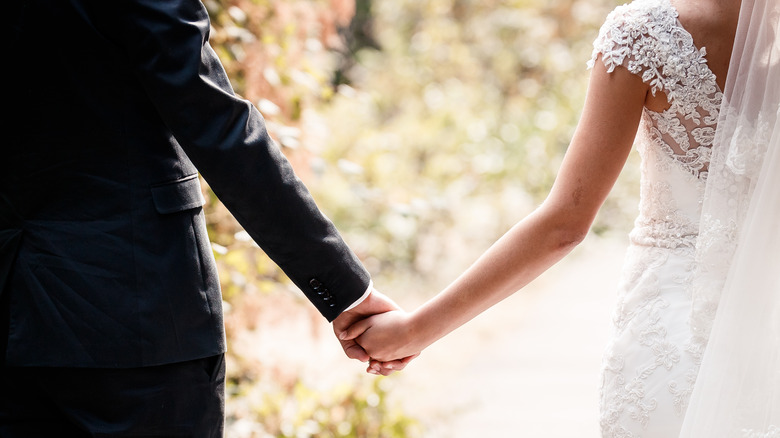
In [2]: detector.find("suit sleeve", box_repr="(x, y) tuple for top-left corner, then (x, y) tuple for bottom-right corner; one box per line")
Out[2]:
(97, 0), (370, 321)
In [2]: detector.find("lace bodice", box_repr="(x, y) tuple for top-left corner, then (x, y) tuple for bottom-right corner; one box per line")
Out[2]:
(593, 1), (780, 436)
(590, 1), (728, 435)
(588, 0), (723, 250)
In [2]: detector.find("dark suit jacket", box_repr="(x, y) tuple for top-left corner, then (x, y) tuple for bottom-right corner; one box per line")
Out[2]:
(1, 0), (370, 367)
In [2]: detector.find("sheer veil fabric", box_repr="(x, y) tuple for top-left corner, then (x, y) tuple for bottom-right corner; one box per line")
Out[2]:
(680, 0), (780, 436)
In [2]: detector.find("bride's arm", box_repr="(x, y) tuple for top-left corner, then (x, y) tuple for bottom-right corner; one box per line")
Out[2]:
(345, 59), (650, 364)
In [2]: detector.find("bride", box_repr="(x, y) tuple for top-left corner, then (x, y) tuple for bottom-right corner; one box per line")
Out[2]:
(338, 0), (779, 436)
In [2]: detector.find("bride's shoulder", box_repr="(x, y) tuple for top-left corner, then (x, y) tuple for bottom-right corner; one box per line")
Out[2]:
(588, 0), (680, 72)
(600, 0), (678, 33)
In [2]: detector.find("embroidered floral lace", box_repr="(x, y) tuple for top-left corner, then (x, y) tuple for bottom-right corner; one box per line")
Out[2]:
(587, 0), (726, 435)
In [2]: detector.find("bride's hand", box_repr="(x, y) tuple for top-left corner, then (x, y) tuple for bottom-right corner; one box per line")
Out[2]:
(340, 310), (423, 369)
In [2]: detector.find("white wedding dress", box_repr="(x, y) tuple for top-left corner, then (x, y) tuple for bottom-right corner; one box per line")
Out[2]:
(588, 0), (725, 436)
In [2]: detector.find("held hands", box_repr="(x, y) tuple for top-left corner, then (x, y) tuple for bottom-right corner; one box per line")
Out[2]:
(340, 310), (426, 375)
(332, 289), (418, 375)
(340, 310), (419, 361)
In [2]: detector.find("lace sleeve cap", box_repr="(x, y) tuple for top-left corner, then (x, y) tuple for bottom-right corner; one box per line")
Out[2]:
(587, 0), (678, 77)
(588, 3), (646, 73)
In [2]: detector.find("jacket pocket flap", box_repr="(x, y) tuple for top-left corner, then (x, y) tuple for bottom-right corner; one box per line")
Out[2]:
(151, 175), (205, 214)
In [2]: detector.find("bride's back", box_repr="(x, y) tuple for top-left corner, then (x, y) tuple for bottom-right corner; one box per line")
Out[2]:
(674, 0), (740, 78)
(594, 1), (748, 436)
(645, 0), (740, 112)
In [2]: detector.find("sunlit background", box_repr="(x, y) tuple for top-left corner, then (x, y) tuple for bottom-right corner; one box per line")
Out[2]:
(202, 0), (633, 436)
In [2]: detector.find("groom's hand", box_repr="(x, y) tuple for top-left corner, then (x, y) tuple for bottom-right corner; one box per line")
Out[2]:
(332, 289), (414, 374)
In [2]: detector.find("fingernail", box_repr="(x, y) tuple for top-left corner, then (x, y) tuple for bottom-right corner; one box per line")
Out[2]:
(368, 369), (379, 375)
(339, 332), (347, 340)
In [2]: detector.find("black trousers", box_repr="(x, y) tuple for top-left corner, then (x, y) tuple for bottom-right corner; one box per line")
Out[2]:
(0, 290), (225, 438)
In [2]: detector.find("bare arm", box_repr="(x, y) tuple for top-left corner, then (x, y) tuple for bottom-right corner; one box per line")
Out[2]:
(343, 59), (649, 362)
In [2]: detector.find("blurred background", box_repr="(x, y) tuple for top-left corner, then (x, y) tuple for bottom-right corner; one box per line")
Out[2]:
(202, 0), (635, 436)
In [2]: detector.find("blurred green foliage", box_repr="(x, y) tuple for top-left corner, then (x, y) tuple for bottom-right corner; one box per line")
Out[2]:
(201, 0), (634, 436)
(229, 377), (422, 437)
(308, 0), (636, 275)
(203, 0), (428, 436)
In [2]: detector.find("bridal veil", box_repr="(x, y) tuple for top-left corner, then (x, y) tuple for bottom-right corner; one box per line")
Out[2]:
(680, 0), (780, 436)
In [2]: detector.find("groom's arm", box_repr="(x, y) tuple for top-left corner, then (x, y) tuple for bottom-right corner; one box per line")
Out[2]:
(94, 0), (369, 320)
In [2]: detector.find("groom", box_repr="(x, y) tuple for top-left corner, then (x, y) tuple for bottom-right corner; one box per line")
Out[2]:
(1, 0), (404, 436)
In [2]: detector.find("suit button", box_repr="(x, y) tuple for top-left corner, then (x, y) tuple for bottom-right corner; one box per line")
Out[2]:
(309, 279), (322, 290)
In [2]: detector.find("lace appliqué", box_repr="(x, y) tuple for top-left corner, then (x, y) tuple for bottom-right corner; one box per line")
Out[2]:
(599, 246), (699, 437)
(667, 368), (697, 415)
(628, 172), (701, 250)
(587, 0), (722, 180)
(589, 1), (728, 435)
